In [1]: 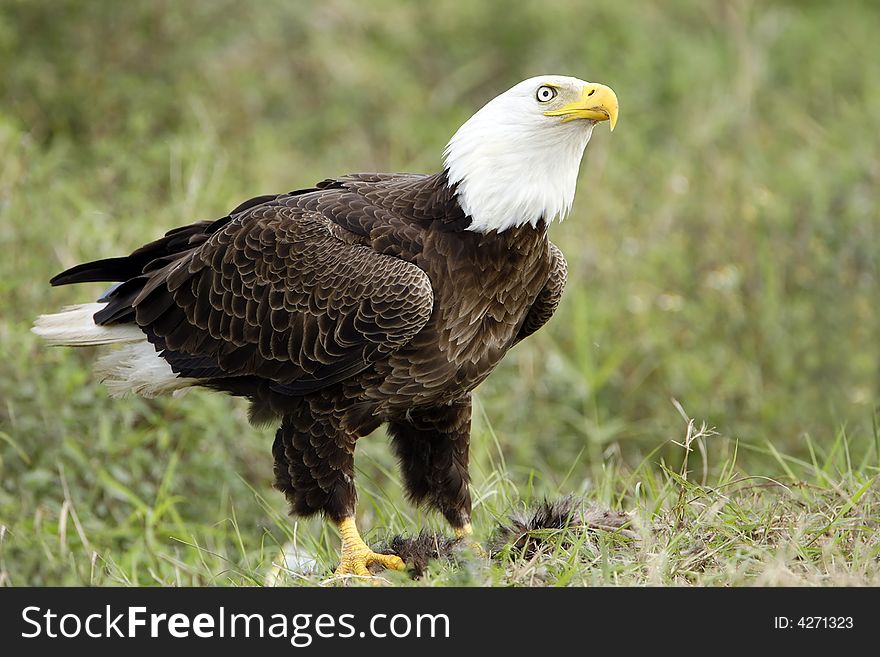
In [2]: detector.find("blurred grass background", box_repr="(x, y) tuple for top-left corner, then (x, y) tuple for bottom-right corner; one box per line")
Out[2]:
(0, 0), (878, 585)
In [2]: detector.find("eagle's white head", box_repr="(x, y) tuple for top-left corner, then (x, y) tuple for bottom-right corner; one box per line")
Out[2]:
(443, 75), (618, 234)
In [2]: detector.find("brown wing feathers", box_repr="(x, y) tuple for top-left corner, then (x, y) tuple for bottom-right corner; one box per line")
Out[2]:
(49, 220), (221, 287)
(81, 189), (437, 396)
(515, 241), (567, 343)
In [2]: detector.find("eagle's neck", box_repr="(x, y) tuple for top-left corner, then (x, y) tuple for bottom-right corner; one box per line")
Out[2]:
(442, 112), (594, 235)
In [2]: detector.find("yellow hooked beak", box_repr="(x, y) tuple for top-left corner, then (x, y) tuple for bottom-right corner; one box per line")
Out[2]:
(544, 82), (619, 131)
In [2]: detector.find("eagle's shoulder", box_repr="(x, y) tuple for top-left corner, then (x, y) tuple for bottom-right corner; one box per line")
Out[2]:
(310, 171), (471, 233)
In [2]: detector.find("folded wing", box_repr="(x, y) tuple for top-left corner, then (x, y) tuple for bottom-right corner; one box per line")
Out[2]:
(92, 198), (434, 395)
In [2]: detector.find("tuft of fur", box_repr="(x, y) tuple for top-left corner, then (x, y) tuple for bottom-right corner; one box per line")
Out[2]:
(489, 496), (583, 558)
(31, 303), (142, 346)
(371, 499), (635, 578)
(378, 531), (463, 579)
(489, 496), (634, 558)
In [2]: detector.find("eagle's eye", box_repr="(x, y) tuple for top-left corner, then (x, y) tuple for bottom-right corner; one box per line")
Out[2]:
(536, 85), (557, 103)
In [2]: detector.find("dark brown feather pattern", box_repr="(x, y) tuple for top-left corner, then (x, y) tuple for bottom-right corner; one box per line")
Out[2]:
(51, 170), (569, 523)
(136, 202), (434, 395)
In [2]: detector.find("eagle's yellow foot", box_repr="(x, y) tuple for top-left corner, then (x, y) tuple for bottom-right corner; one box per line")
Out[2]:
(455, 522), (486, 557)
(335, 549), (405, 576)
(334, 517), (405, 577)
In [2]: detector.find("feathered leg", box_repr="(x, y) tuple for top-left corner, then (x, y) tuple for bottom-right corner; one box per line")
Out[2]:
(272, 402), (404, 577)
(388, 395), (474, 538)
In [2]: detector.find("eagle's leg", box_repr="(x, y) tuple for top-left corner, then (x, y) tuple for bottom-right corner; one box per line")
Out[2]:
(388, 395), (476, 542)
(272, 408), (404, 577)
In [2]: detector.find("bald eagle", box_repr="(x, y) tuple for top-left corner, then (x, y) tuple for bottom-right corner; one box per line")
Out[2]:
(33, 75), (618, 577)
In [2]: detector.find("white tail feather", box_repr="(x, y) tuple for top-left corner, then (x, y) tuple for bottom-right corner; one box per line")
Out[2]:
(31, 303), (143, 346)
(95, 341), (197, 398)
(33, 302), (198, 398)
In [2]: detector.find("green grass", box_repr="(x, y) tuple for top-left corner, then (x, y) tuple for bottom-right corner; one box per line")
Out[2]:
(1, 0), (879, 586)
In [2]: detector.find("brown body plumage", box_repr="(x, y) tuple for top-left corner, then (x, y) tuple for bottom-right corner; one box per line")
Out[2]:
(49, 171), (565, 526)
